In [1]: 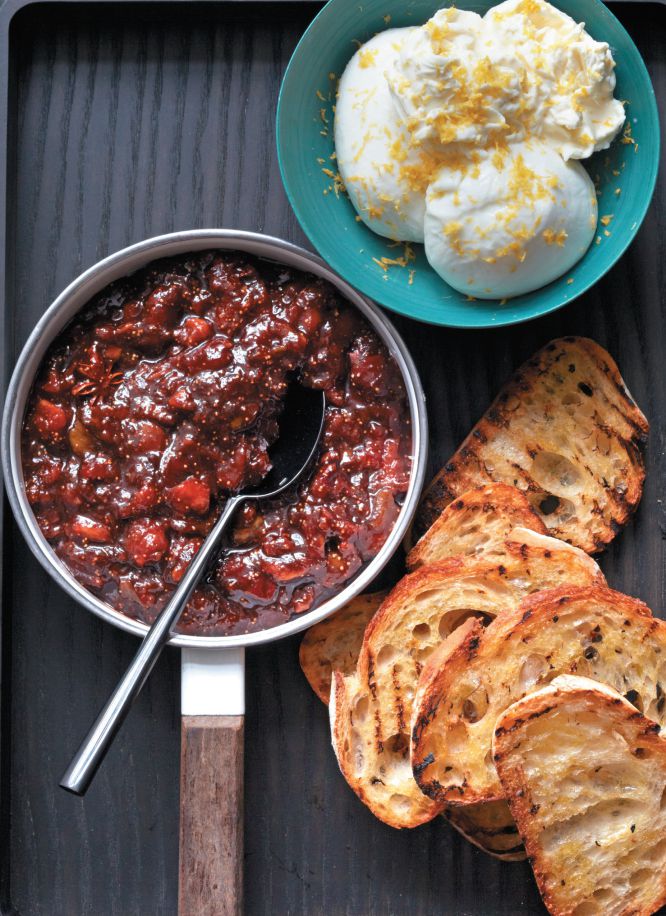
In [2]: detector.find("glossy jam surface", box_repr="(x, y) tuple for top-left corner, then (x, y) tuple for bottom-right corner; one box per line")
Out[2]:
(22, 253), (412, 635)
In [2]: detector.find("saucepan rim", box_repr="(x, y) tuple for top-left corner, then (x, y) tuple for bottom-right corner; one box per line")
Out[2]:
(1, 229), (428, 648)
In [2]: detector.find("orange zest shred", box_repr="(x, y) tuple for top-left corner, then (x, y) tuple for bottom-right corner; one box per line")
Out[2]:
(372, 242), (416, 273)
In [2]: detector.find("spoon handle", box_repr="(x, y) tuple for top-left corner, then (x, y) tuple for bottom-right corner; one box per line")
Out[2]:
(59, 494), (243, 796)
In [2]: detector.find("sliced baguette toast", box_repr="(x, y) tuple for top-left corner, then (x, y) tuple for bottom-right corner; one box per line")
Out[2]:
(444, 800), (525, 862)
(412, 338), (649, 554)
(406, 483), (547, 571)
(411, 586), (666, 806)
(330, 538), (603, 828)
(331, 668), (442, 828)
(493, 675), (666, 916)
(299, 591), (387, 704)
(302, 483), (546, 705)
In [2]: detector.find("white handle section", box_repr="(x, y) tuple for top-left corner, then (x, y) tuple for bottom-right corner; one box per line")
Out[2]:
(181, 647), (246, 717)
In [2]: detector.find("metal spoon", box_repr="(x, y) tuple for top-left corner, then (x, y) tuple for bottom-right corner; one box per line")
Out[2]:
(60, 382), (326, 795)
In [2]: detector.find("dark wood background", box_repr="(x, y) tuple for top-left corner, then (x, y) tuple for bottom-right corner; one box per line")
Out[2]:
(1, 2), (664, 913)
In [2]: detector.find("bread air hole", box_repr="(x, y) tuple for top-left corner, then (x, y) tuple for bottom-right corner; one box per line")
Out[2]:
(579, 890), (620, 916)
(385, 733), (408, 755)
(561, 392), (582, 417)
(461, 685), (489, 723)
(530, 451), (584, 495)
(439, 609), (493, 641)
(412, 622), (431, 640)
(648, 837), (666, 861)
(660, 785), (666, 810)
(623, 689), (644, 713)
(592, 888), (615, 905)
(353, 695), (369, 724)
(630, 868), (653, 890)
(377, 733), (412, 782)
(470, 533), (491, 555)
(376, 644), (397, 669)
(530, 491), (576, 526)
(572, 901), (602, 916)
(519, 654), (549, 691)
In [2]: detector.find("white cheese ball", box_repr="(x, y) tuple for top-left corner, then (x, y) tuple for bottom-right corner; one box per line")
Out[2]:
(335, 28), (426, 243)
(424, 140), (598, 299)
(388, 7), (526, 147)
(485, 0), (625, 159)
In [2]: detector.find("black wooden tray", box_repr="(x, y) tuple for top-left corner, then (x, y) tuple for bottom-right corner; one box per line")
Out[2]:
(0, 1), (664, 913)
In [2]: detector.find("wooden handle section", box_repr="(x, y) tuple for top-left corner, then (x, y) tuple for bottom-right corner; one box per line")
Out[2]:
(179, 715), (244, 916)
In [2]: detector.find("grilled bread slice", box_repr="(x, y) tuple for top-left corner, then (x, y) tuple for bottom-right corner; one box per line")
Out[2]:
(331, 668), (442, 828)
(412, 586), (666, 807)
(406, 483), (546, 570)
(493, 675), (666, 916)
(299, 591), (387, 704)
(444, 800), (525, 862)
(330, 539), (603, 828)
(302, 483), (546, 705)
(412, 337), (649, 554)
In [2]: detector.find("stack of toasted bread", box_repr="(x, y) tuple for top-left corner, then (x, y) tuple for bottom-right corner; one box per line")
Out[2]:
(300, 338), (666, 915)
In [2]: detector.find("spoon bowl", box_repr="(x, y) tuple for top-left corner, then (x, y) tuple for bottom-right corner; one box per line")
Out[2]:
(247, 383), (326, 499)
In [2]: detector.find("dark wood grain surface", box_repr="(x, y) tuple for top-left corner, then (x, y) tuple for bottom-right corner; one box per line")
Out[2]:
(2, 2), (665, 914)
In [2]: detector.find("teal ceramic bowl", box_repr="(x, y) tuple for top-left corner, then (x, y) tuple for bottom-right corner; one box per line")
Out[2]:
(277, 0), (659, 328)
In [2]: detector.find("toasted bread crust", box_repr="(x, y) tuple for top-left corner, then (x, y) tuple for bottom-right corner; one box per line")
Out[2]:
(413, 338), (649, 553)
(411, 586), (661, 806)
(407, 483), (547, 570)
(299, 591), (388, 704)
(493, 676), (666, 916)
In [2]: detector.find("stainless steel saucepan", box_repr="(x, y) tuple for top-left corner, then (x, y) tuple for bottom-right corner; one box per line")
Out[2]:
(1, 229), (428, 916)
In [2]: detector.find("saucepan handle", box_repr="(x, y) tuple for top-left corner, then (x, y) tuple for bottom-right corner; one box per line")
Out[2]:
(179, 648), (246, 916)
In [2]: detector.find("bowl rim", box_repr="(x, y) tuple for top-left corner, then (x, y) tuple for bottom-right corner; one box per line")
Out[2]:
(1, 229), (428, 649)
(276, 0), (661, 329)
